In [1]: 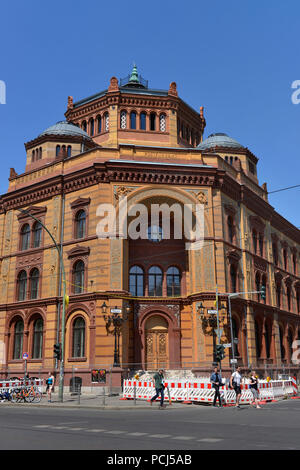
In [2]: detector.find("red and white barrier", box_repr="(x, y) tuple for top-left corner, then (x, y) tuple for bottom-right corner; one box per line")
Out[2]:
(122, 378), (295, 405)
(291, 376), (298, 395)
(0, 379), (43, 393)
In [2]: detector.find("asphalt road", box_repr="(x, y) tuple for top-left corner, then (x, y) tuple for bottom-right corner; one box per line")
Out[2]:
(0, 399), (299, 451)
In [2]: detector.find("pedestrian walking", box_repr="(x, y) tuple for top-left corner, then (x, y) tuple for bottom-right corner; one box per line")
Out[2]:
(150, 369), (166, 409)
(46, 372), (54, 402)
(249, 370), (261, 409)
(210, 367), (223, 407)
(230, 366), (242, 408)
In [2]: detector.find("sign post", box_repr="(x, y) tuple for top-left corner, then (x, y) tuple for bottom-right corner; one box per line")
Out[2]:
(23, 353), (29, 386)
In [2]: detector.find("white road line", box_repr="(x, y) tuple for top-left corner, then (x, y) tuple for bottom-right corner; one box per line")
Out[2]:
(68, 427), (85, 431)
(34, 425), (50, 428)
(148, 434), (172, 438)
(172, 436), (194, 440)
(85, 429), (106, 432)
(104, 431), (127, 434)
(198, 438), (223, 443)
(127, 432), (148, 436)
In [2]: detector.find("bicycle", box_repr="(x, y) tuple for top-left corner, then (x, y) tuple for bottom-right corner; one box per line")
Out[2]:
(10, 386), (42, 403)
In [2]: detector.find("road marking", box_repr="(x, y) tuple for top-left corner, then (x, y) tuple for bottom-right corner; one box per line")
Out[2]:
(85, 429), (106, 432)
(148, 434), (172, 438)
(49, 426), (67, 430)
(172, 436), (194, 440)
(34, 425), (50, 428)
(104, 430), (127, 434)
(127, 432), (148, 436)
(198, 438), (223, 443)
(69, 427), (85, 431)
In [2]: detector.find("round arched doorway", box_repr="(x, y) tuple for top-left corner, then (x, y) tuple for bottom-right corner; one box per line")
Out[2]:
(145, 315), (169, 370)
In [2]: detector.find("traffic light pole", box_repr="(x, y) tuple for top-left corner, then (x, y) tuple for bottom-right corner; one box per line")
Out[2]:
(18, 209), (67, 402)
(218, 289), (266, 371)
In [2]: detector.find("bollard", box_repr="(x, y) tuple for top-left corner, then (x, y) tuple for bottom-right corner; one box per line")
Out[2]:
(102, 387), (106, 406)
(77, 384), (81, 404)
(134, 382), (136, 406)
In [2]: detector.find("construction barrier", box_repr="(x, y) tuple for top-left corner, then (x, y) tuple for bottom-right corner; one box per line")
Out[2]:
(122, 378), (295, 405)
(0, 379), (43, 394)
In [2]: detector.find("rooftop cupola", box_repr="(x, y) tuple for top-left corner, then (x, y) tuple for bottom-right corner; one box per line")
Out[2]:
(119, 64), (148, 89)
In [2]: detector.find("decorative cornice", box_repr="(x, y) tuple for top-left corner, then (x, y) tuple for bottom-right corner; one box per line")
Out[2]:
(17, 205), (47, 221)
(70, 197), (91, 210)
(67, 245), (90, 259)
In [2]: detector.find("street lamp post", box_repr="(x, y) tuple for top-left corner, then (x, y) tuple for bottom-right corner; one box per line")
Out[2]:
(18, 209), (67, 402)
(101, 303), (131, 367)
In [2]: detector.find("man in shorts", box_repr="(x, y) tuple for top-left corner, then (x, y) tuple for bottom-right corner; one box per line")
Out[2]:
(230, 366), (242, 408)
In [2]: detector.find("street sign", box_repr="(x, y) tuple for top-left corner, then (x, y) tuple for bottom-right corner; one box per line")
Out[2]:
(23, 353), (28, 360)
(207, 309), (217, 315)
(110, 308), (122, 314)
(223, 343), (232, 348)
(230, 359), (237, 364)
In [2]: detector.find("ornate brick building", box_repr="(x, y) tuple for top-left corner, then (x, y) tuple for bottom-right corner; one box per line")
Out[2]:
(1, 66), (299, 386)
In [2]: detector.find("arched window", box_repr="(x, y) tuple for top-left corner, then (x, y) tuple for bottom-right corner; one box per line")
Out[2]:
(32, 150), (35, 162)
(130, 111), (137, 129)
(17, 271), (27, 301)
(73, 260), (85, 294)
(230, 265), (237, 293)
(255, 272), (260, 301)
(82, 121), (87, 132)
(288, 329), (293, 361)
(120, 110), (127, 129)
(13, 320), (24, 359)
(32, 318), (43, 359)
(104, 113), (109, 131)
(296, 288), (300, 314)
(283, 248), (288, 271)
(287, 285), (291, 311)
(279, 327), (285, 359)
(293, 253), (297, 275)
(276, 281), (281, 308)
(261, 275), (267, 304)
(232, 318), (239, 356)
(72, 317), (85, 358)
(228, 216), (234, 244)
(89, 118), (94, 136)
(148, 266), (163, 296)
(97, 115), (102, 133)
(56, 145), (61, 157)
(33, 221), (42, 248)
(264, 322), (271, 359)
(67, 145), (72, 157)
(166, 267), (181, 296)
(255, 320), (261, 359)
(29, 268), (39, 299)
(259, 234), (264, 257)
(150, 113), (156, 131)
(159, 114), (166, 132)
(140, 112), (146, 130)
(75, 210), (86, 239)
(252, 229), (257, 254)
(129, 266), (144, 296)
(39, 147), (42, 160)
(21, 224), (30, 251)
(272, 242), (278, 265)
(148, 225), (163, 242)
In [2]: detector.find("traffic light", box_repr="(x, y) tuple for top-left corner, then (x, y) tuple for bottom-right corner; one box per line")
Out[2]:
(216, 344), (225, 361)
(53, 343), (61, 360)
(261, 285), (266, 300)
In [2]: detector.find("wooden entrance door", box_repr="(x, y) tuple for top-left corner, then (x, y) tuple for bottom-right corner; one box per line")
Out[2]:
(145, 315), (169, 369)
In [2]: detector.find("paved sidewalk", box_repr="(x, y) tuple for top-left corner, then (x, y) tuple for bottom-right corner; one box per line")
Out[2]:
(0, 393), (186, 410)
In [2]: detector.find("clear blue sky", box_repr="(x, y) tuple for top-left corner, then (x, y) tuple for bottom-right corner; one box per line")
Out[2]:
(0, 0), (299, 226)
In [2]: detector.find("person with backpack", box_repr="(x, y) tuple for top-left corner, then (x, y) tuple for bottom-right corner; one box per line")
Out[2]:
(249, 370), (261, 409)
(230, 366), (242, 408)
(210, 366), (223, 407)
(150, 369), (166, 409)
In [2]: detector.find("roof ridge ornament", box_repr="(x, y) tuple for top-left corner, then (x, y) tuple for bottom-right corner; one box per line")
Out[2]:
(129, 63), (140, 83)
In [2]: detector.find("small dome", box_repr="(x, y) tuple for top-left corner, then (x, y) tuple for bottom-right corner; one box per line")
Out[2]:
(197, 133), (244, 150)
(39, 121), (92, 139)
